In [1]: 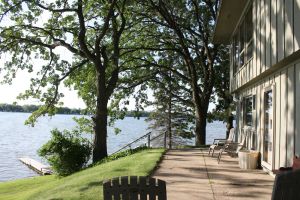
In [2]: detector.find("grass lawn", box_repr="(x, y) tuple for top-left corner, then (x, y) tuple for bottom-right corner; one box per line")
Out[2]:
(0, 148), (165, 200)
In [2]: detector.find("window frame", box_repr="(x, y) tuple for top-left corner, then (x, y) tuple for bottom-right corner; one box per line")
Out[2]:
(231, 4), (253, 76)
(243, 95), (255, 127)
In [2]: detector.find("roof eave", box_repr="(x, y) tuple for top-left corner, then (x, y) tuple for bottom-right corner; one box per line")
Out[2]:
(213, 0), (249, 44)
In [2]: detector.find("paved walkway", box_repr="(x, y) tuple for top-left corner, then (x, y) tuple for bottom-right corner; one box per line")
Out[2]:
(152, 149), (274, 200)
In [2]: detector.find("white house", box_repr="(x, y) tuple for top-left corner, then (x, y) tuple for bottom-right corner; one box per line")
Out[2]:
(213, 0), (300, 172)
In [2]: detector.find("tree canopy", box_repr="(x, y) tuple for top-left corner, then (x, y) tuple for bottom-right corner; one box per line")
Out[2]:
(133, 0), (228, 145)
(0, 0), (231, 161)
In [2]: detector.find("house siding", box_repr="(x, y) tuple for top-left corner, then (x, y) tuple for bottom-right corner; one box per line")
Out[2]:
(295, 0), (300, 50)
(236, 62), (300, 169)
(230, 0), (300, 92)
(277, 0), (285, 61)
(218, 0), (300, 171)
(296, 64), (300, 156)
(271, 0), (277, 66)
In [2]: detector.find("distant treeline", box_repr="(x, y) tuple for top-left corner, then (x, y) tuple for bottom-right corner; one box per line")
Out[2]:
(0, 103), (82, 115)
(125, 111), (150, 117)
(0, 103), (151, 117)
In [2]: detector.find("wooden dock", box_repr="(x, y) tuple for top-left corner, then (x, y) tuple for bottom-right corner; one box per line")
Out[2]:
(19, 157), (53, 175)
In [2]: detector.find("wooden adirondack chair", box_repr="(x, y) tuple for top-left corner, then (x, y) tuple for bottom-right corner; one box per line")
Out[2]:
(271, 169), (300, 200)
(217, 133), (246, 163)
(272, 156), (300, 174)
(208, 128), (235, 157)
(103, 176), (167, 200)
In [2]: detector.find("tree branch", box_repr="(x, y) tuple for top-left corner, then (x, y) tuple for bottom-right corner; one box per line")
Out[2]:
(58, 60), (89, 82)
(77, 0), (95, 61)
(35, 1), (77, 13)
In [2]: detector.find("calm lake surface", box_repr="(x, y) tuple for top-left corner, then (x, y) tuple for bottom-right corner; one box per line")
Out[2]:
(0, 112), (226, 182)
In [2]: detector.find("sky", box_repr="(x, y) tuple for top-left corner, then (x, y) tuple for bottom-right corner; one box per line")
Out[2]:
(0, 2), (214, 112)
(0, 39), (89, 109)
(0, 70), (142, 110)
(0, 2), (88, 109)
(0, 70), (86, 109)
(0, 52), (141, 110)
(0, 48), (213, 111)
(0, 8), (143, 110)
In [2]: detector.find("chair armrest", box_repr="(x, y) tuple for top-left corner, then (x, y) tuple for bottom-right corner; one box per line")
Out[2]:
(224, 142), (239, 147)
(272, 167), (293, 175)
(224, 142), (240, 151)
(214, 138), (226, 141)
(213, 138), (226, 144)
(279, 167), (293, 171)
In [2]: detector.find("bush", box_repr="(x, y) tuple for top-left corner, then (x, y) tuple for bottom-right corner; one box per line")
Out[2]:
(39, 129), (92, 176)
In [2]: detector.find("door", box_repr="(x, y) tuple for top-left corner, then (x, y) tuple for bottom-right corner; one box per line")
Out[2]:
(263, 90), (273, 168)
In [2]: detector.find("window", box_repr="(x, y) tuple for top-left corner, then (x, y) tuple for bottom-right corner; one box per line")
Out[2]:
(232, 34), (239, 74)
(252, 95), (256, 110)
(245, 7), (253, 61)
(245, 97), (253, 126)
(242, 94), (256, 149)
(244, 95), (255, 126)
(231, 5), (253, 74)
(239, 21), (245, 67)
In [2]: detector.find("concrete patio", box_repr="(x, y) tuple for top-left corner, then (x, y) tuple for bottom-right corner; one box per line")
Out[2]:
(152, 149), (274, 200)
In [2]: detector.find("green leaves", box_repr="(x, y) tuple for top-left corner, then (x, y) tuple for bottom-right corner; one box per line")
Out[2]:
(0, 0), (230, 153)
(73, 116), (94, 134)
(24, 105), (56, 126)
(38, 128), (92, 176)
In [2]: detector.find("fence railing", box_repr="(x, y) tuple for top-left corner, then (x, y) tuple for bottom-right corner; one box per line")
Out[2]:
(112, 131), (167, 155)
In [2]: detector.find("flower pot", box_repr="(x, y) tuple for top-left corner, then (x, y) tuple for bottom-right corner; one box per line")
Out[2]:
(238, 150), (259, 169)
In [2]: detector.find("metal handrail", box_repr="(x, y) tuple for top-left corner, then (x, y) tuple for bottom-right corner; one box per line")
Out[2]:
(149, 132), (165, 143)
(111, 131), (166, 155)
(112, 132), (151, 155)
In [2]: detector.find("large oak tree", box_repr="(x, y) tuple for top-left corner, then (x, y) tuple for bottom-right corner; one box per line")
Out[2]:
(0, 0), (140, 162)
(137, 0), (225, 145)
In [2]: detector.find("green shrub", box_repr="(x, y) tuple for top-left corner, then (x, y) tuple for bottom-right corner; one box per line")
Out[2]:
(39, 129), (92, 176)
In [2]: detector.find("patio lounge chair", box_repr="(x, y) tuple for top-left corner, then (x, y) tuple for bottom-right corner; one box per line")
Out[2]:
(217, 133), (246, 163)
(208, 128), (235, 157)
(271, 169), (300, 200)
(103, 176), (166, 200)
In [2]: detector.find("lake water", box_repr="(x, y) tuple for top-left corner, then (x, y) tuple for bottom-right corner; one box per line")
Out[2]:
(0, 112), (227, 182)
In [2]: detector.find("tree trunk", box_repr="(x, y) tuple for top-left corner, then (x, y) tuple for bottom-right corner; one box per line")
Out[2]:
(92, 70), (108, 163)
(92, 106), (108, 162)
(195, 110), (207, 146)
(167, 73), (172, 149)
(168, 96), (172, 149)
